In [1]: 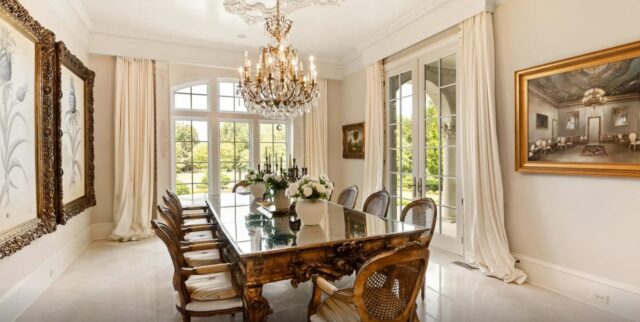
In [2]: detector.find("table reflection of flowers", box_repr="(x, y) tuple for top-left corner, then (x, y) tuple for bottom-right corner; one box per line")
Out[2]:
(244, 213), (295, 250)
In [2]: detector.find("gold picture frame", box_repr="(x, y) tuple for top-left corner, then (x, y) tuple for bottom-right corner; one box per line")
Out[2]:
(516, 40), (640, 177)
(342, 122), (365, 159)
(0, 0), (58, 258)
(55, 41), (96, 224)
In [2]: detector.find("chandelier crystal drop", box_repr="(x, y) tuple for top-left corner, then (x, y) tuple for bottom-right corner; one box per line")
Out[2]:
(238, 0), (319, 121)
(582, 88), (607, 108)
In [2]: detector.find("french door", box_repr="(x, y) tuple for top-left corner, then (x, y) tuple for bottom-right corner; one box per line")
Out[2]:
(386, 39), (464, 255)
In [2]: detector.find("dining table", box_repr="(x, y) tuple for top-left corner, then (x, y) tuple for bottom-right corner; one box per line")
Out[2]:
(205, 195), (431, 322)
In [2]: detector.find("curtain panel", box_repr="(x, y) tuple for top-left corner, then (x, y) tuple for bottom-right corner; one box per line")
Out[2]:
(459, 12), (527, 283)
(110, 57), (156, 242)
(302, 79), (328, 176)
(362, 61), (385, 201)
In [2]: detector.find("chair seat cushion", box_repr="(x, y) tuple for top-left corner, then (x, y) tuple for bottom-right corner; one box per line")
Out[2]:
(185, 272), (237, 301)
(184, 249), (221, 267)
(174, 292), (243, 312)
(185, 231), (214, 242)
(310, 296), (359, 322)
(184, 218), (208, 225)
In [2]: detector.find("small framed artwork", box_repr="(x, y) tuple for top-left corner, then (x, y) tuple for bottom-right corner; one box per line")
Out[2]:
(535, 113), (548, 129)
(566, 111), (578, 130)
(612, 107), (628, 127)
(0, 0), (58, 258)
(55, 41), (96, 224)
(342, 122), (364, 159)
(516, 40), (640, 177)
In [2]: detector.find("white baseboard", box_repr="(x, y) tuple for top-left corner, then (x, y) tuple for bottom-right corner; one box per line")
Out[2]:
(513, 253), (640, 321)
(90, 222), (114, 240)
(0, 220), (92, 322)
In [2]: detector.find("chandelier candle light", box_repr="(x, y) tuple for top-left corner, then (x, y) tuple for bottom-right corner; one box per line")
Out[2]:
(582, 88), (607, 109)
(238, 0), (319, 121)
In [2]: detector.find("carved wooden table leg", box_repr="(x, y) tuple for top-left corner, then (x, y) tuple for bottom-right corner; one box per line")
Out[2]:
(244, 285), (272, 322)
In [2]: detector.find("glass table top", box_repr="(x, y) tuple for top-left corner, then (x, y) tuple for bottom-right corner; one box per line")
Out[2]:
(206, 193), (428, 257)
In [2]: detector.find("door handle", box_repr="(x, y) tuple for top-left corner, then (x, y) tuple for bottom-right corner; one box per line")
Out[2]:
(418, 177), (423, 198)
(411, 177), (417, 198)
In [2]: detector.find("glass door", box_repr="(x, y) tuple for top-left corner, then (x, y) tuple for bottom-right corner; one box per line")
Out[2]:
(419, 51), (463, 255)
(387, 65), (419, 220)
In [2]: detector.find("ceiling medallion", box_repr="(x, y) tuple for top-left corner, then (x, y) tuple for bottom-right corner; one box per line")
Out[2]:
(224, 0), (344, 24)
(238, 0), (319, 121)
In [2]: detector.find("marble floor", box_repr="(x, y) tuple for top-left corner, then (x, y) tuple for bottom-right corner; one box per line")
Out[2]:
(17, 238), (629, 322)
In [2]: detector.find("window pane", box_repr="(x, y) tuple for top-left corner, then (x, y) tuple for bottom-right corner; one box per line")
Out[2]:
(219, 82), (235, 96)
(442, 147), (456, 177)
(401, 149), (412, 173)
(236, 143), (250, 162)
(219, 143), (235, 163)
(273, 125), (286, 142)
(192, 121), (208, 142)
(441, 116), (456, 143)
(175, 120), (193, 141)
(441, 206), (457, 237)
(220, 97), (234, 111)
(441, 178), (457, 208)
(219, 123), (234, 142)
(175, 142), (192, 163)
(426, 148), (440, 177)
(425, 177), (440, 204)
(192, 95), (208, 110)
(176, 87), (190, 94)
(425, 118), (439, 148)
(219, 162), (234, 192)
(192, 84), (208, 95)
(441, 85), (456, 116)
(193, 142), (209, 163)
(175, 93), (191, 109)
(389, 149), (398, 172)
(235, 123), (250, 142)
(236, 162), (250, 181)
(389, 125), (398, 149)
(425, 61), (439, 88)
(400, 72), (412, 97)
(389, 100), (397, 125)
(401, 174), (413, 203)
(260, 123), (273, 142)
(389, 173), (399, 197)
(389, 75), (399, 100)
(176, 184), (191, 196)
(441, 54), (456, 86)
(273, 143), (287, 159)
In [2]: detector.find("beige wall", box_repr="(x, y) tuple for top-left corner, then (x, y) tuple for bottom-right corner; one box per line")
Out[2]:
(495, 0), (640, 289)
(89, 55), (116, 225)
(328, 69), (366, 206)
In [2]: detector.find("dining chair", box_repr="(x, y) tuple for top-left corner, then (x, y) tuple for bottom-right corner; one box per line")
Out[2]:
(152, 220), (243, 322)
(401, 198), (437, 301)
(163, 196), (211, 225)
(336, 185), (359, 209)
(558, 137), (566, 150)
(629, 133), (638, 151)
(158, 204), (218, 244)
(362, 190), (390, 219)
(308, 242), (429, 322)
(166, 190), (213, 221)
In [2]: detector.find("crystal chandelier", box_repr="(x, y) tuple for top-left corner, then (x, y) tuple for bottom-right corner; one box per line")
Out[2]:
(582, 88), (607, 109)
(238, 0), (319, 121)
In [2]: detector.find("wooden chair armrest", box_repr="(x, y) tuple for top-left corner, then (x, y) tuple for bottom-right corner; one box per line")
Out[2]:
(180, 242), (221, 252)
(333, 289), (355, 304)
(313, 275), (338, 296)
(180, 263), (232, 276)
(183, 205), (207, 211)
(182, 213), (210, 220)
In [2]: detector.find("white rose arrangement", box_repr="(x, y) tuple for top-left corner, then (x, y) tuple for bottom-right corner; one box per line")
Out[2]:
(264, 173), (289, 190)
(288, 175), (333, 201)
(244, 168), (264, 184)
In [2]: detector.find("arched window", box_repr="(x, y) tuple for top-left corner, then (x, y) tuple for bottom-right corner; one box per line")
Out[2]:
(174, 84), (209, 110)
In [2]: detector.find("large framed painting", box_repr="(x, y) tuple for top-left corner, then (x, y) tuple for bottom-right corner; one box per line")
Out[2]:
(516, 41), (640, 177)
(342, 122), (364, 159)
(0, 0), (58, 258)
(55, 41), (95, 224)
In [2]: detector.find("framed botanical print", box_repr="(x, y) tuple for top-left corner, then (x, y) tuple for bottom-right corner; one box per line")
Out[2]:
(0, 0), (58, 258)
(342, 122), (364, 159)
(516, 40), (640, 177)
(55, 41), (95, 224)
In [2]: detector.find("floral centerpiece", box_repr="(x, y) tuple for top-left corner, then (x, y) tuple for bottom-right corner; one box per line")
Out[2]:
(264, 173), (290, 212)
(245, 168), (266, 199)
(288, 175), (333, 225)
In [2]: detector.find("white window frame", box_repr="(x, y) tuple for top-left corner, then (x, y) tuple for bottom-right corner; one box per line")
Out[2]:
(172, 81), (211, 112)
(217, 78), (249, 114)
(170, 116), (212, 204)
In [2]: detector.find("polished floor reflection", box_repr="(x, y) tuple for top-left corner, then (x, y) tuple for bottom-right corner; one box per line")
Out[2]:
(18, 238), (629, 322)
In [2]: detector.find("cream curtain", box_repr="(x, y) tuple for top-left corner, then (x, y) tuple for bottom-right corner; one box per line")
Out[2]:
(459, 12), (527, 283)
(303, 79), (328, 176)
(361, 61), (385, 201)
(110, 57), (156, 242)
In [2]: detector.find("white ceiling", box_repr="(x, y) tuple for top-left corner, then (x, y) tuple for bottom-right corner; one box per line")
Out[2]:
(77, 0), (427, 63)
